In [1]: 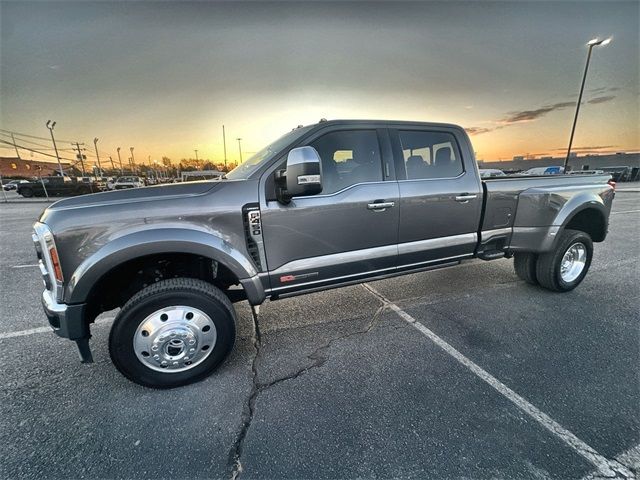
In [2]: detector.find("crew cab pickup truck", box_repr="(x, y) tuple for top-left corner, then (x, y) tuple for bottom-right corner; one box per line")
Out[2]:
(18, 176), (101, 198)
(33, 120), (614, 388)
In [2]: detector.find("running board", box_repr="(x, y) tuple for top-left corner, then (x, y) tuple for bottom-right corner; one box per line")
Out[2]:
(477, 250), (506, 261)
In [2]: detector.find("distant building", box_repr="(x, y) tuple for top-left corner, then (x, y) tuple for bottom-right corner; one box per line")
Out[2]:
(0, 157), (72, 178)
(512, 155), (525, 161)
(479, 152), (640, 172)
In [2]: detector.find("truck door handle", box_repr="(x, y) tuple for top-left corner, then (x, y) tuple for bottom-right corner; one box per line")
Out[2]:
(367, 201), (395, 211)
(455, 194), (477, 203)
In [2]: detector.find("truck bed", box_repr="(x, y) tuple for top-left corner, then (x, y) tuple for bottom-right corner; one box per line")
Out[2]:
(478, 174), (613, 255)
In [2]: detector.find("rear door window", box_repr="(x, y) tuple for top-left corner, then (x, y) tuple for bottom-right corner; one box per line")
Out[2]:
(398, 131), (464, 180)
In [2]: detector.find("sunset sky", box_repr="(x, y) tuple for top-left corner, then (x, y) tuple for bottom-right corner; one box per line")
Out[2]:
(1, 1), (638, 166)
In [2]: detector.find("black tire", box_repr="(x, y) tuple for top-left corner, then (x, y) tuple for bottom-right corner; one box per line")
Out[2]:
(514, 252), (538, 285)
(109, 278), (236, 388)
(20, 187), (33, 198)
(536, 229), (593, 292)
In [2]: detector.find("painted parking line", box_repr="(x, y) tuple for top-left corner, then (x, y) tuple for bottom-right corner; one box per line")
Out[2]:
(361, 283), (634, 479)
(581, 444), (640, 479)
(610, 210), (640, 216)
(0, 317), (114, 340)
(11, 264), (39, 268)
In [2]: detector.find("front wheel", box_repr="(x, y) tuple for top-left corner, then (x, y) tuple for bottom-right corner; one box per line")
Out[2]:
(20, 187), (33, 198)
(109, 278), (236, 388)
(536, 229), (593, 292)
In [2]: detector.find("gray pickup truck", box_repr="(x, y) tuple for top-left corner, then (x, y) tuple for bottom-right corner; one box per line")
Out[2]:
(33, 120), (614, 388)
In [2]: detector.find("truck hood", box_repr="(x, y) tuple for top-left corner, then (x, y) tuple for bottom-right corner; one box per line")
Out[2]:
(46, 180), (220, 210)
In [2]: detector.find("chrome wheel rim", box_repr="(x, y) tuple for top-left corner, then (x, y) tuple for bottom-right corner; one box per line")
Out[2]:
(133, 306), (217, 373)
(560, 242), (587, 283)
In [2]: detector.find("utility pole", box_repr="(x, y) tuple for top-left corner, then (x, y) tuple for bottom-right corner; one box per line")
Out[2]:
(194, 149), (199, 161)
(130, 147), (135, 174)
(564, 37), (612, 171)
(72, 142), (86, 176)
(116, 147), (124, 174)
(93, 137), (103, 177)
(11, 133), (21, 159)
(46, 120), (65, 176)
(222, 125), (227, 170)
(237, 138), (243, 164)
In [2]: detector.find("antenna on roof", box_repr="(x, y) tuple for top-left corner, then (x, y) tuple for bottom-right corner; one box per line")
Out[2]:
(319, 118), (327, 123)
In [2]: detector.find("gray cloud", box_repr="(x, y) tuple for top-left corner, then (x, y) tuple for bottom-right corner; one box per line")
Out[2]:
(552, 145), (615, 151)
(502, 102), (575, 124)
(465, 127), (492, 136)
(587, 95), (616, 104)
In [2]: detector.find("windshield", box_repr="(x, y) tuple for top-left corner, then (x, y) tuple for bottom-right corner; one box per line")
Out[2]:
(225, 126), (314, 180)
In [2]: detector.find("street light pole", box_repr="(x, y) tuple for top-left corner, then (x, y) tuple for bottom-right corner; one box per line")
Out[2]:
(130, 147), (135, 174)
(237, 138), (243, 164)
(93, 137), (103, 177)
(194, 149), (199, 161)
(117, 147), (124, 175)
(564, 37), (612, 171)
(46, 120), (65, 177)
(222, 125), (227, 170)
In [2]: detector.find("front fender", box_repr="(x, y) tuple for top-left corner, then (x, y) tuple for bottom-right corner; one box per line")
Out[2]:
(65, 228), (262, 304)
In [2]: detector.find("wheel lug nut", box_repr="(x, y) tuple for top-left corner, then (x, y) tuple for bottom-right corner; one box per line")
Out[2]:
(161, 361), (168, 366)
(151, 345), (158, 351)
(172, 361), (178, 366)
(190, 348), (195, 353)
(189, 339), (196, 345)
(154, 354), (160, 360)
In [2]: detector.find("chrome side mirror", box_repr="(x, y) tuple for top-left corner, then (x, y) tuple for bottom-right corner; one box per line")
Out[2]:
(277, 146), (322, 203)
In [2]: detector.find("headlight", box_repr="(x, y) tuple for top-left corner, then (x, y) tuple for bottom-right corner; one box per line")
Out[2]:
(33, 222), (64, 302)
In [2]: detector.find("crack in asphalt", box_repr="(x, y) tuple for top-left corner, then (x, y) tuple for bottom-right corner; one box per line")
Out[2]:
(227, 295), (386, 480)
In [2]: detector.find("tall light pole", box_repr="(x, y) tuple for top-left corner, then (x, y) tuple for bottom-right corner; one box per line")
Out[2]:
(222, 125), (227, 170)
(564, 37), (612, 171)
(93, 137), (103, 176)
(194, 149), (199, 161)
(130, 147), (135, 174)
(46, 120), (65, 177)
(116, 147), (124, 174)
(237, 138), (243, 164)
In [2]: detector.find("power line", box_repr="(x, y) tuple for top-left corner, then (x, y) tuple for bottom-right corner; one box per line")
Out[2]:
(0, 128), (74, 144)
(0, 139), (77, 162)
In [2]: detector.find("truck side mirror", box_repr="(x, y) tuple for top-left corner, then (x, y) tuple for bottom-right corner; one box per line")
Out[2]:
(276, 146), (323, 204)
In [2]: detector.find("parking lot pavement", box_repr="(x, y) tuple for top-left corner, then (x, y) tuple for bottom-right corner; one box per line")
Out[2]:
(1, 196), (638, 479)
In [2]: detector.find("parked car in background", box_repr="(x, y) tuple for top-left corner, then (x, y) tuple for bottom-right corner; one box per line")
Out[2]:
(17, 176), (102, 197)
(78, 176), (107, 191)
(569, 170), (604, 176)
(522, 166), (565, 175)
(113, 176), (145, 189)
(479, 168), (506, 178)
(2, 179), (29, 191)
(105, 177), (117, 190)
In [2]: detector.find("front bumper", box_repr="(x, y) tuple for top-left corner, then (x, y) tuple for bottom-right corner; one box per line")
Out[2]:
(42, 290), (93, 363)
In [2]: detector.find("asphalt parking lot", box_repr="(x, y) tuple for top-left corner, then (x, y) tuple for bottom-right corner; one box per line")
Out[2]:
(1, 192), (638, 480)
